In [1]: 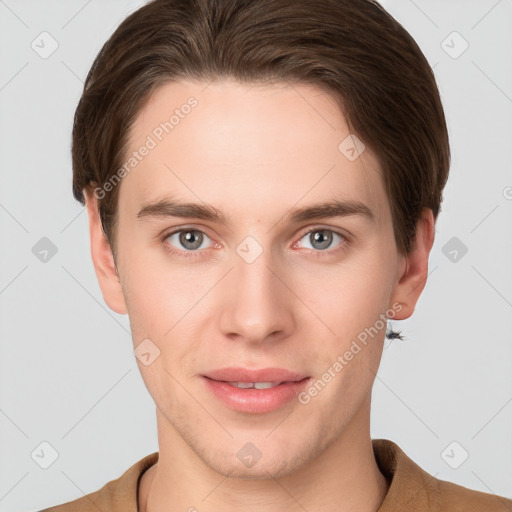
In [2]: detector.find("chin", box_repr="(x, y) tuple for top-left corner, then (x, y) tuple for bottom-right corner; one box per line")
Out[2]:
(207, 451), (296, 480)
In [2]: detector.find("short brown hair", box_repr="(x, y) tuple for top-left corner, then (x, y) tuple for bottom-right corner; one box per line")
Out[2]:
(72, 0), (450, 257)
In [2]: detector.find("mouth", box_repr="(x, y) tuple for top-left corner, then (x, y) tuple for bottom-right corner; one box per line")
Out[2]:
(201, 369), (311, 414)
(216, 380), (291, 389)
(202, 367), (309, 384)
(204, 377), (310, 388)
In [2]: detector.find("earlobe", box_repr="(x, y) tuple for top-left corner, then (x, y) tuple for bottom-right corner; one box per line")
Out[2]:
(389, 208), (435, 320)
(84, 189), (128, 315)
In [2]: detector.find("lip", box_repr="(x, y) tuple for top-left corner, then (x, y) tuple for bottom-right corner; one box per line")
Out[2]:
(203, 367), (309, 383)
(201, 367), (311, 414)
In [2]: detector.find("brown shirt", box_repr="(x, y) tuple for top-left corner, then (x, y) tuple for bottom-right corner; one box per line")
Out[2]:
(40, 438), (512, 511)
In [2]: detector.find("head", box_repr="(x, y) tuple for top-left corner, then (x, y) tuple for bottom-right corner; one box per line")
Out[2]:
(75, 0), (449, 478)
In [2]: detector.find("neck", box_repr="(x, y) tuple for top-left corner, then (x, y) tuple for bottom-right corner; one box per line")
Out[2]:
(139, 396), (389, 512)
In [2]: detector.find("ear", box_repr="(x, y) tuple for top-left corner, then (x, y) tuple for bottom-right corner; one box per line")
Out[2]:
(84, 189), (128, 315)
(389, 207), (435, 320)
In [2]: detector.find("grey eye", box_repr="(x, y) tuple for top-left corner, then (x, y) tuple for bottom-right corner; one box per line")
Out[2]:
(166, 230), (212, 251)
(299, 229), (343, 251)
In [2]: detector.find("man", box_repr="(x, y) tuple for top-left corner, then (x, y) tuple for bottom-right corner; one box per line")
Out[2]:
(41, 0), (512, 510)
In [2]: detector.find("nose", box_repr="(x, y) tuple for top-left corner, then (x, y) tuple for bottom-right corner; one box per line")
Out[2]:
(217, 245), (295, 345)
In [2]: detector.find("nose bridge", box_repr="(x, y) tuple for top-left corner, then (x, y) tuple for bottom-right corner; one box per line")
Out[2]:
(218, 235), (293, 343)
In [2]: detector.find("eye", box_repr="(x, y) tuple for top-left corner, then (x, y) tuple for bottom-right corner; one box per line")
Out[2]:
(296, 228), (347, 254)
(163, 228), (215, 256)
(161, 226), (348, 259)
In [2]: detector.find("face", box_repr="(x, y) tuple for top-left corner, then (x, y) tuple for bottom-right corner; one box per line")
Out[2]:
(87, 79), (432, 479)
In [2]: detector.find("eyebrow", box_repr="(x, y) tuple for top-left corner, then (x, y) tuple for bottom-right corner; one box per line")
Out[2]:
(136, 197), (375, 225)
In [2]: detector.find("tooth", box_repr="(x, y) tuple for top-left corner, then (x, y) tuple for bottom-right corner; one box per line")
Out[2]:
(226, 381), (284, 389)
(254, 381), (281, 389)
(228, 381), (254, 389)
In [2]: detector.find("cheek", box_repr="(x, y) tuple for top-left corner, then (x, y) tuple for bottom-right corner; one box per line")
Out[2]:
(296, 252), (394, 336)
(120, 257), (215, 394)
(301, 283), (388, 418)
(118, 243), (202, 336)
(293, 249), (394, 398)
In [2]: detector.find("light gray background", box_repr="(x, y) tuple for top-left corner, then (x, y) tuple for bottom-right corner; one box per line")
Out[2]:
(0, 1), (511, 511)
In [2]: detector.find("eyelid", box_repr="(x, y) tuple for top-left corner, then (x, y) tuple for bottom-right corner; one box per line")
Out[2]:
(293, 225), (349, 251)
(161, 224), (350, 256)
(162, 225), (219, 247)
(296, 224), (350, 241)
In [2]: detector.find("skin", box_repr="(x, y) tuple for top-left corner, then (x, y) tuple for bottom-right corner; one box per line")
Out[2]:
(84, 79), (435, 512)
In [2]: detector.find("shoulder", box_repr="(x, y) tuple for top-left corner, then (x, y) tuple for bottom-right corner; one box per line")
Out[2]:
(38, 486), (109, 512)
(37, 452), (159, 512)
(373, 438), (512, 512)
(435, 477), (512, 511)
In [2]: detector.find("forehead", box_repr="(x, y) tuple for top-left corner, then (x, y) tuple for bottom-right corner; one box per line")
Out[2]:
(119, 79), (388, 223)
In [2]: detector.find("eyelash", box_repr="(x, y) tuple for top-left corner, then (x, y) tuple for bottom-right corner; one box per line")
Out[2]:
(161, 226), (349, 259)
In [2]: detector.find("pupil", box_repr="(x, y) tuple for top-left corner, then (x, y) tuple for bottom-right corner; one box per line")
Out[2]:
(312, 230), (332, 250)
(180, 230), (202, 250)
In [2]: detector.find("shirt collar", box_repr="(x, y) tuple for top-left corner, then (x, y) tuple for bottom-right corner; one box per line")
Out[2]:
(104, 439), (440, 511)
(373, 438), (440, 511)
